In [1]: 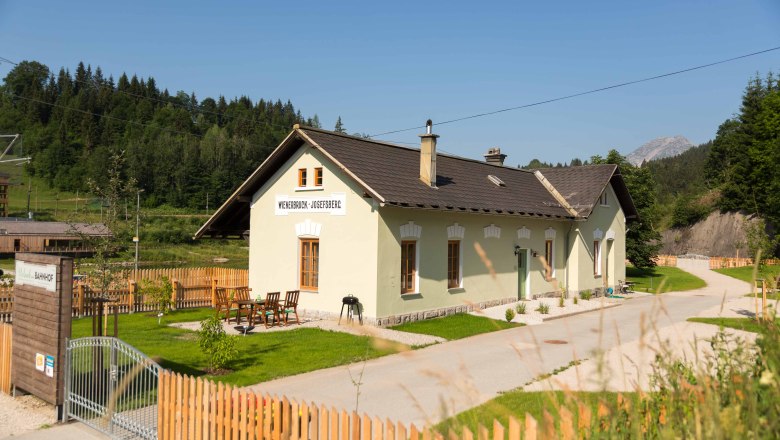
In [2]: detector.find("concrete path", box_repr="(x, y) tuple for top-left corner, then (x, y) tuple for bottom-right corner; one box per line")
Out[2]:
(2, 422), (109, 440)
(247, 264), (750, 427)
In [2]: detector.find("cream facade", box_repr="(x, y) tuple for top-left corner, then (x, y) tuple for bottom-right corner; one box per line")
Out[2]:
(198, 126), (637, 325)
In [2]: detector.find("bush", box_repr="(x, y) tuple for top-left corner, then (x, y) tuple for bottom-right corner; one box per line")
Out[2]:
(197, 315), (238, 372)
(143, 276), (173, 316)
(505, 308), (516, 322)
(536, 303), (550, 314)
(516, 303), (527, 314)
(573, 296), (578, 305)
(580, 290), (592, 301)
(558, 296), (565, 308)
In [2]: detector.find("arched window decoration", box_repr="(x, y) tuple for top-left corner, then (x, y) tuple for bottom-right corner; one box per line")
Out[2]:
(483, 224), (501, 239)
(517, 226), (531, 240)
(295, 219), (322, 237)
(544, 227), (557, 240)
(400, 221), (422, 239)
(447, 223), (465, 240)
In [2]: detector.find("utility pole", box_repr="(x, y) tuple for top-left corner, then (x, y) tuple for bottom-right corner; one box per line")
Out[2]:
(134, 189), (144, 273)
(206, 192), (209, 213)
(26, 176), (31, 219)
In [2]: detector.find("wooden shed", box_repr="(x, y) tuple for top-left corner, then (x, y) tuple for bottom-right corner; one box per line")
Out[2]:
(0, 220), (111, 255)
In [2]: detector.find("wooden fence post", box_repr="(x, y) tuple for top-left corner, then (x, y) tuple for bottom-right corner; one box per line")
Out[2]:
(212, 278), (218, 308)
(171, 279), (179, 311)
(77, 283), (85, 317)
(128, 280), (137, 313)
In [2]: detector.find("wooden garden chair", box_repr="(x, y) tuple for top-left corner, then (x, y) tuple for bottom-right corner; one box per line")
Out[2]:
(230, 286), (252, 324)
(255, 292), (281, 328)
(214, 288), (231, 322)
(281, 290), (300, 326)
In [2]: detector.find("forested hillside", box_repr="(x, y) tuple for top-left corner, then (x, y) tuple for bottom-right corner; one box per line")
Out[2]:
(0, 60), (320, 208)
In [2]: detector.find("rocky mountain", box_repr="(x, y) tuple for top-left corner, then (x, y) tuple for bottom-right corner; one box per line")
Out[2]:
(626, 136), (694, 166)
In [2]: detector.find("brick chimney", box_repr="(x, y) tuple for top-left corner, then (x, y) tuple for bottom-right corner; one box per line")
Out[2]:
(419, 119), (439, 188)
(484, 147), (507, 166)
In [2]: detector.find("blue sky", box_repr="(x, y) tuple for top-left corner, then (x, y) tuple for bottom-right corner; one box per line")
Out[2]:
(1, 1), (779, 166)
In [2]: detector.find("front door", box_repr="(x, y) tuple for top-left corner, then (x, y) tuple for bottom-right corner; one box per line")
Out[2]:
(517, 248), (528, 299)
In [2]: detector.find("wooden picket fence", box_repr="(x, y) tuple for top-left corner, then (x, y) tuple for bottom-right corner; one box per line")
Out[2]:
(709, 257), (780, 269)
(0, 323), (11, 395)
(0, 286), (12, 324)
(653, 255), (677, 267)
(0, 267), (248, 322)
(158, 371), (629, 440)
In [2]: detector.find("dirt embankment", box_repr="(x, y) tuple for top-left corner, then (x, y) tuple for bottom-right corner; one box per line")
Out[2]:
(660, 211), (757, 257)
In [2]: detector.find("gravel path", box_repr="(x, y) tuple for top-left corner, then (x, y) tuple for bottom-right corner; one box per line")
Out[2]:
(474, 294), (632, 325)
(0, 393), (58, 438)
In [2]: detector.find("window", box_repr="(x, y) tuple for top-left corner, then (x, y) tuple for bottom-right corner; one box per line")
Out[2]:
(593, 240), (601, 276)
(544, 239), (554, 280)
(298, 168), (307, 187)
(599, 191), (608, 206)
(315, 167), (323, 186)
(300, 239), (319, 290)
(401, 241), (416, 294)
(447, 240), (461, 288)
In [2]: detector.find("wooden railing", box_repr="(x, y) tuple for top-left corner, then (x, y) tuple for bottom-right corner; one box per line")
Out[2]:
(0, 323), (11, 395)
(158, 371), (638, 440)
(0, 267), (248, 321)
(710, 257), (780, 269)
(653, 255), (677, 267)
(0, 286), (12, 324)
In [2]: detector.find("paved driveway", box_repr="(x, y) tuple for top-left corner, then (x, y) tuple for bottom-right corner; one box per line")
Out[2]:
(247, 265), (750, 427)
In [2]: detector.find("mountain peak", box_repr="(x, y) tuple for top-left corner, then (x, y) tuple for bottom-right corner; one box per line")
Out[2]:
(626, 136), (693, 166)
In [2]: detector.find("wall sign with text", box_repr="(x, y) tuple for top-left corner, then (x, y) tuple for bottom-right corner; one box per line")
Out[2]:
(15, 260), (58, 292)
(275, 193), (347, 216)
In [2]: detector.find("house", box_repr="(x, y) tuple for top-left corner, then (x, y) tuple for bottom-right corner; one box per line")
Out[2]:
(0, 219), (111, 255)
(196, 123), (638, 325)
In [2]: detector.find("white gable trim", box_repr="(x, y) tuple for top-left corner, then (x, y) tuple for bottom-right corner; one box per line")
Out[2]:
(447, 223), (465, 240)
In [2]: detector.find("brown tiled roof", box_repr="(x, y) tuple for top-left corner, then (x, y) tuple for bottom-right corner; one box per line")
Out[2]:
(0, 220), (111, 236)
(540, 165), (638, 219)
(301, 129), (570, 218)
(195, 126), (638, 238)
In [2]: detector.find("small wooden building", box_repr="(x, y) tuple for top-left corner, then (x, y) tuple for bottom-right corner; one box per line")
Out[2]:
(0, 220), (111, 255)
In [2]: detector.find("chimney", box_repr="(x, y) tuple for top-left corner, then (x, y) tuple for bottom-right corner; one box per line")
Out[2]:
(484, 147), (507, 166)
(419, 119), (439, 188)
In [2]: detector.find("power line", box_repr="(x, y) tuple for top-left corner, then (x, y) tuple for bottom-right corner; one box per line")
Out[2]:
(0, 56), (300, 134)
(370, 45), (780, 137)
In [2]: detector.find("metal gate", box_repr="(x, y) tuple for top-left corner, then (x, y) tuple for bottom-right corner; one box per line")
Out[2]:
(64, 337), (161, 439)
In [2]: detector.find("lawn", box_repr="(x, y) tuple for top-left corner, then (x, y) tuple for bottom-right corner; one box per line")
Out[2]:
(687, 317), (770, 334)
(436, 390), (626, 436)
(626, 266), (706, 293)
(714, 265), (780, 286)
(71, 308), (401, 386)
(388, 313), (522, 340)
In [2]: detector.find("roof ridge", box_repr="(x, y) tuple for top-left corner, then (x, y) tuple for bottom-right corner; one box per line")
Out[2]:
(297, 125), (537, 175)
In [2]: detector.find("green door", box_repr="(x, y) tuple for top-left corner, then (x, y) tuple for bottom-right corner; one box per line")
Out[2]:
(517, 249), (528, 299)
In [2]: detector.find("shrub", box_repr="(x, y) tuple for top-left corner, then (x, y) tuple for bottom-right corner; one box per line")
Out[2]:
(143, 276), (173, 316)
(558, 296), (565, 308)
(505, 308), (516, 322)
(516, 302), (527, 314)
(536, 303), (550, 314)
(197, 315), (238, 372)
(580, 290), (592, 301)
(573, 296), (579, 305)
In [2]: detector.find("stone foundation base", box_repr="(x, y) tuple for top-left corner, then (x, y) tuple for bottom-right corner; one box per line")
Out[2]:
(301, 297), (520, 328)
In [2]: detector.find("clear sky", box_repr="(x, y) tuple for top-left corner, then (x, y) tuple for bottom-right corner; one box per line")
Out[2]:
(1, 1), (779, 166)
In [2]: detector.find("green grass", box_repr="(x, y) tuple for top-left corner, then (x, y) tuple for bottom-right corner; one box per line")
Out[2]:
(626, 266), (706, 293)
(436, 390), (626, 436)
(388, 313), (522, 340)
(71, 308), (401, 386)
(688, 317), (771, 334)
(714, 265), (780, 285)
